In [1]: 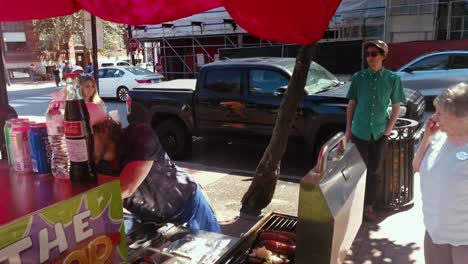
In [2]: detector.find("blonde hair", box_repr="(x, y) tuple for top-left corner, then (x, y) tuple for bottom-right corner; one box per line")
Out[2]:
(434, 83), (468, 118)
(79, 76), (106, 111)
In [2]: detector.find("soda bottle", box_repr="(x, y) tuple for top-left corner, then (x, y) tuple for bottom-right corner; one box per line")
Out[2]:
(63, 74), (96, 183)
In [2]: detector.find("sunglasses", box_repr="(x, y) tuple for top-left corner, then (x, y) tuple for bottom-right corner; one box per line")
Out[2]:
(79, 74), (95, 80)
(365, 51), (381, 58)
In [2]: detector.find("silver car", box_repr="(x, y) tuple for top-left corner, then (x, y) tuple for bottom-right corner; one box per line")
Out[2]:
(396, 50), (468, 100)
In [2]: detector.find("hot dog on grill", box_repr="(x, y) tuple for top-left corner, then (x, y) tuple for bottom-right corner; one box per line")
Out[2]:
(258, 232), (294, 245)
(262, 240), (296, 256)
(261, 230), (296, 242)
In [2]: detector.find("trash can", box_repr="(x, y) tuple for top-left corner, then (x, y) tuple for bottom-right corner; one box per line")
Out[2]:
(377, 118), (419, 209)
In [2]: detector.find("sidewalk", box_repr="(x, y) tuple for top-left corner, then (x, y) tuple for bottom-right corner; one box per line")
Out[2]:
(179, 162), (425, 264)
(7, 80), (57, 91)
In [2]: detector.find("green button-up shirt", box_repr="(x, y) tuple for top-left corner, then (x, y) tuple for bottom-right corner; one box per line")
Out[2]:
(346, 67), (406, 141)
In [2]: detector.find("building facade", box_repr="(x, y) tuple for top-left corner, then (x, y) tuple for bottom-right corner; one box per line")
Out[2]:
(1, 21), (41, 77)
(132, 0), (468, 78)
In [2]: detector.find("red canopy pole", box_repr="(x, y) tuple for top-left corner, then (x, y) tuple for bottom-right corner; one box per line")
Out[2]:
(0, 32), (18, 159)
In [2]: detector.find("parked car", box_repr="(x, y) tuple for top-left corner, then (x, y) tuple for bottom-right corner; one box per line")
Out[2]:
(129, 57), (426, 160)
(98, 66), (164, 101)
(396, 50), (468, 101)
(100, 61), (131, 67)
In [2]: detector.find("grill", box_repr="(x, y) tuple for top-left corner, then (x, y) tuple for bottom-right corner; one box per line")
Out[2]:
(216, 212), (298, 264)
(125, 216), (239, 264)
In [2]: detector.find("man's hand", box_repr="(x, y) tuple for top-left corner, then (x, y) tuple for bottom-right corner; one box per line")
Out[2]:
(345, 129), (352, 143)
(423, 115), (439, 142)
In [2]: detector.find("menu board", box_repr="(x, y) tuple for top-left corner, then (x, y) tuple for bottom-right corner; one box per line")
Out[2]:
(0, 180), (127, 264)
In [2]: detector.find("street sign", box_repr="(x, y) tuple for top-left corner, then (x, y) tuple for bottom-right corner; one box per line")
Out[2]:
(128, 38), (139, 52)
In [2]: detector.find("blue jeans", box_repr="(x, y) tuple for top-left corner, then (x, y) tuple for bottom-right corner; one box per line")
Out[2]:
(171, 186), (221, 233)
(124, 186), (221, 234)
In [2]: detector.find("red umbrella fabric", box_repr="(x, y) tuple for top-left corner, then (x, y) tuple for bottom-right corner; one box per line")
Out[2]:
(225, 0), (342, 45)
(79, 0), (223, 26)
(2, 0), (80, 21)
(0, 0), (341, 46)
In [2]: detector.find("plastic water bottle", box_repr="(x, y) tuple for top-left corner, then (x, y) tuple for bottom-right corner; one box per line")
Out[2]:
(46, 98), (70, 179)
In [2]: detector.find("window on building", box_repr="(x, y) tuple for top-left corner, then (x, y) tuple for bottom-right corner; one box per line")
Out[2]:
(450, 55), (468, 69)
(389, 0), (435, 16)
(1, 22), (25, 31)
(407, 54), (449, 71)
(203, 69), (241, 95)
(3, 32), (27, 52)
(5, 42), (27, 52)
(248, 69), (289, 96)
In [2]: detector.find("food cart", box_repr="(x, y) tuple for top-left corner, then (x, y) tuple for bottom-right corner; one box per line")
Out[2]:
(0, 1), (345, 263)
(0, 161), (127, 263)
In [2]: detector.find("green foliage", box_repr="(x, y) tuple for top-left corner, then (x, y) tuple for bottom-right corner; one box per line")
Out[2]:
(32, 12), (125, 59)
(100, 21), (126, 57)
(32, 12), (85, 58)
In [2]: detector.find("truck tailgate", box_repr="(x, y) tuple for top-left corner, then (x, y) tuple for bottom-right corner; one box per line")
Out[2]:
(132, 79), (196, 92)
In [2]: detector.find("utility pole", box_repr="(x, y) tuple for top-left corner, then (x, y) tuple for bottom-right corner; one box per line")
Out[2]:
(127, 25), (136, 65)
(0, 23), (18, 158)
(91, 15), (99, 92)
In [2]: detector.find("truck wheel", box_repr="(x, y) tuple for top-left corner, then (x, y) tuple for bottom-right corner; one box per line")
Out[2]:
(155, 119), (192, 160)
(116, 86), (129, 102)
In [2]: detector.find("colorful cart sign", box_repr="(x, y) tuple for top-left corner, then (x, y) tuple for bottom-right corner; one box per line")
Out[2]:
(0, 180), (127, 264)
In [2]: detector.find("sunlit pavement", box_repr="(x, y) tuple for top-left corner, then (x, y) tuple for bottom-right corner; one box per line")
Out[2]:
(183, 162), (425, 263)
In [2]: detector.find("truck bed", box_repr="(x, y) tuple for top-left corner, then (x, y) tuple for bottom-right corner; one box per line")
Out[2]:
(132, 79), (197, 91)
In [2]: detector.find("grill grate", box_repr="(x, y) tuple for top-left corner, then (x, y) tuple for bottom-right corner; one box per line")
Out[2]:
(220, 213), (297, 264)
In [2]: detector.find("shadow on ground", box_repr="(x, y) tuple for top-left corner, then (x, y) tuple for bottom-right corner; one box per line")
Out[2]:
(345, 215), (420, 264)
(184, 138), (315, 178)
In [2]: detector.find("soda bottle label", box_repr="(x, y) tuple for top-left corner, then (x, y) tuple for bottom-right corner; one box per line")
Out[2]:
(64, 121), (85, 138)
(65, 138), (89, 162)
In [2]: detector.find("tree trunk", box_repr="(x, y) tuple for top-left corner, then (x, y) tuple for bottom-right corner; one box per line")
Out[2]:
(240, 44), (316, 217)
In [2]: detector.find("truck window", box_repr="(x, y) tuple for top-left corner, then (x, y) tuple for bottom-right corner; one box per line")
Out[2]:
(204, 69), (241, 94)
(249, 69), (289, 96)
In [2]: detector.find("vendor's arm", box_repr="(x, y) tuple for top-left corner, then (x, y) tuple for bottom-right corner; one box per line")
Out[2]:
(120, 160), (154, 198)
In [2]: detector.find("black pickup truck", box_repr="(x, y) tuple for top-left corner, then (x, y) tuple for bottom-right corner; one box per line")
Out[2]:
(128, 57), (426, 159)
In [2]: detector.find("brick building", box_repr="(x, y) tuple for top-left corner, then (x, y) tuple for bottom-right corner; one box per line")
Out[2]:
(1, 21), (41, 78)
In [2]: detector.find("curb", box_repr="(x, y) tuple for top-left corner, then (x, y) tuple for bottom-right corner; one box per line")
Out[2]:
(176, 161), (302, 182)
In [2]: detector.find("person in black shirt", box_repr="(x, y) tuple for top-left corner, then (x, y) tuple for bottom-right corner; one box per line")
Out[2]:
(52, 65), (61, 87)
(92, 103), (221, 233)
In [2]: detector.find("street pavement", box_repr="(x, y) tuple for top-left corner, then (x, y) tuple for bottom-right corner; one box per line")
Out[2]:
(183, 161), (426, 264)
(7, 81), (428, 263)
(7, 81), (128, 126)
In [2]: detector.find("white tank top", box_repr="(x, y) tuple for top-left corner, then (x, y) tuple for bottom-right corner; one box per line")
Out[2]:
(420, 132), (468, 246)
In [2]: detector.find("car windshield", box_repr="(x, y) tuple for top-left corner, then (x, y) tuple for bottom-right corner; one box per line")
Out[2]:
(125, 67), (154, 75)
(284, 62), (339, 94)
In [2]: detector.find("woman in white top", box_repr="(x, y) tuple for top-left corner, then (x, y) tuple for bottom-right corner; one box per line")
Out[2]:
(413, 83), (468, 264)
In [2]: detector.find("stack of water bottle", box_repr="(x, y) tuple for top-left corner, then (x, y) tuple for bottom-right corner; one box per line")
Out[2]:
(3, 100), (69, 178)
(4, 119), (52, 176)
(3, 74), (94, 181)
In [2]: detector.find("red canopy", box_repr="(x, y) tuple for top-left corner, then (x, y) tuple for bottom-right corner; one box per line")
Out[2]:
(1, 0), (341, 45)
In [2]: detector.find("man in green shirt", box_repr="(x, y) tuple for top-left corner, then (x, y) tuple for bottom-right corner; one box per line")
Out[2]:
(345, 40), (406, 221)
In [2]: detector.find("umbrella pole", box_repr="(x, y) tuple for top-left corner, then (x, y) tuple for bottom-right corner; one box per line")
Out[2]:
(0, 37), (18, 159)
